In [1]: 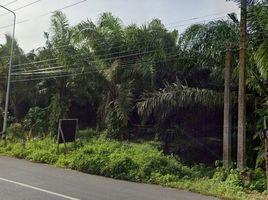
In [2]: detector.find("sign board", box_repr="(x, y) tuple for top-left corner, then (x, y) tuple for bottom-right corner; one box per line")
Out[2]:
(57, 119), (78, 153)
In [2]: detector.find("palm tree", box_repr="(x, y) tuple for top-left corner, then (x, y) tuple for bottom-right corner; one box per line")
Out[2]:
(136, 18), (239, 153)
(0, 34), (33, 122)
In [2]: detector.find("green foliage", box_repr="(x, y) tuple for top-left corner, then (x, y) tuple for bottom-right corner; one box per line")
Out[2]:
(0, 130), (266, 200)
(0, 7), (268, 200)
(26, 150), (58, 163)
(77, 128), (98, 140)
(137, 81), (223, 120)
(7, 123), (22, 140)
(24, 107), (49, 136)
(249, 168), (267, 192)
(212, 167), (229, 181)
(105, 110), (128, 140)
(48, 94), (68, 133)
(225, 169), (243, 187)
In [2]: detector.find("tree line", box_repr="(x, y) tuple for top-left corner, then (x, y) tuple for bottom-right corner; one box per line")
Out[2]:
(0, 1), (268, 167)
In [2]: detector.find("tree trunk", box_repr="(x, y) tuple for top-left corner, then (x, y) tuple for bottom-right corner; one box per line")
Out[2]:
(237, 0), (247, 170)
(223, 48), (232, 168)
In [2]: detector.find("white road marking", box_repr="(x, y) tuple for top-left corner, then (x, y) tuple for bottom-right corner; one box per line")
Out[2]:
(0, 177), (80, 200)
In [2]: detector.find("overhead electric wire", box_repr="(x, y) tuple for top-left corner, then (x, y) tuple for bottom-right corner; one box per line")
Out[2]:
(0, 6), (235, 32)
(0, 42), (261, 83)
(0, 13), (242, 64)
(9, 55), (183, 82)
(12, 58), (57, 68)
(10, 44), (239, 79)
(0, 0), (88, 30)
(3, 0), (18, 7)
(11, 45), (179, 71)
(38, 0), (87, 17)
(165, 9), (239, 26)
(168, 16), (229, 29)
(7, 32), (266, 75)
(9, 50), (185, 77)
(10, 43), (253, 80)
(0, 13), (230, 54)
(0, 4), (259, 79)
(5, 14), (237, 68)
(0, 0), (41, 17)
(9, 34), (256, 75)
(9, 50), (227, 83)
(0, 9), (239, 61)
(11, 63), (59, 73)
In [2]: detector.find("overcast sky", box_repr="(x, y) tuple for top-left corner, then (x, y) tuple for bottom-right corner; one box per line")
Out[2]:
(0, 0), (238, 53)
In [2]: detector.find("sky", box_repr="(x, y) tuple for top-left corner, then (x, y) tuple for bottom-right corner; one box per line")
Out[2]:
(0, 0), (238, 53)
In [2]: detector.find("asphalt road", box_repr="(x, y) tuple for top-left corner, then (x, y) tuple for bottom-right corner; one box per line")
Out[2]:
(0, 156), (218, 200)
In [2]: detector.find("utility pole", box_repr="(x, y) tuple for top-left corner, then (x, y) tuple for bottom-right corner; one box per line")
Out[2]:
(0, 5), (16, 139)
(264, 117), (268, 191)
(223, 48), (232, 168)
(237, 0), (247, 170)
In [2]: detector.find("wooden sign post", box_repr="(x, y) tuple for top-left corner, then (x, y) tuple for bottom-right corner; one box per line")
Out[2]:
(57, 119), (78, 154)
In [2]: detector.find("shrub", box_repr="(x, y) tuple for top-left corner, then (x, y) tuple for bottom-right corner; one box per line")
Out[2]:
(77, 129), (98, 140)
(0, 129), (266, 200)
(225, 169), (243, 187)
(24, 107), (49, 136)
(71, 153), (104, 174)
(26, 150), (58, 163)
(7, 123), (22, 139)
(103, 154), (138, 180)
(249, 168), (266, 192)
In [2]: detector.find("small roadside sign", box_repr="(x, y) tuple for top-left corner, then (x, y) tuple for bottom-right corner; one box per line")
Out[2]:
(57, 119), (78, 154)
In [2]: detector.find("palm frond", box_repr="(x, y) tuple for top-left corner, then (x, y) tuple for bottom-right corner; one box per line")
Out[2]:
(255, 39), (268, 77)
(137, 82), (223, 120)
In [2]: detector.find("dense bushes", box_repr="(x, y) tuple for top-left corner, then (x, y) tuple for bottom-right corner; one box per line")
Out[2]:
(23, 107), (49, 136)
(0, 130), (267, 200)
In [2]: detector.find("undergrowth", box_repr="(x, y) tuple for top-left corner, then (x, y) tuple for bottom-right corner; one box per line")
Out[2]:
(0, 129), (267, 200)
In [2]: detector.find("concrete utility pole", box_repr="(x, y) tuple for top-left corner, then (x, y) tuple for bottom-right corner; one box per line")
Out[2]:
(0, 5), (16, 138)
(223, 48), (232, 168)
(264, 117), (268, 191)
(237, 0), (247, 170)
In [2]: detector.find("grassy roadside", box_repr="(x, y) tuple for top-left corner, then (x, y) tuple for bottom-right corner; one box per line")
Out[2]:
(0, 131), (267, 200)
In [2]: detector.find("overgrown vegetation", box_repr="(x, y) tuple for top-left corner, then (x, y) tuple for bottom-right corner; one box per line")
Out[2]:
(0, 130), (267, 200)
(0, 1), (268, 199)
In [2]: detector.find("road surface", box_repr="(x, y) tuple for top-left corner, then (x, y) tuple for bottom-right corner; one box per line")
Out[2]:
(0, 156), (218, 200)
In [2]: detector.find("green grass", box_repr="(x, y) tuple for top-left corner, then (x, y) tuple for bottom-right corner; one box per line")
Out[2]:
(0, 130), (267, 200)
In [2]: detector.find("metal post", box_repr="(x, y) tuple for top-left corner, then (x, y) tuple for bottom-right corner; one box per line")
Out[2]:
(223, 48), (232, 168)
(0, 5), (16, 139)
(237, 0), (247, 170)
(264, 117), (268, 191)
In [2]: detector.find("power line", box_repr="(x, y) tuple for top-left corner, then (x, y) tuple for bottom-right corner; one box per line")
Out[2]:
(0, 5), (234, 33)
(0, 0), (88, 30)
(165, 9), (239, 26)
(3, 0), (18, 7)
(8, 36), (249, 74)
(10, 44), (239, 79)
(9, 44), (248, 80)
(12, 58), (57, 68)
(0, 9), (239, 61)
(11, 38), (264, 78)
(0, 43), (257, 83)
(0, 0), (41, 17)
(10, 45), (178, 70)
(9, 55), (182, 82)
(4, 29), (263, 75)
(38, 0), (87, 17)
(8, 51), (182, 77)
(0, 13), (235, 62)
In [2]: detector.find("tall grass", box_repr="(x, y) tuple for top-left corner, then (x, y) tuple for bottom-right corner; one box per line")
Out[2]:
(0, 129), (267, 200)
